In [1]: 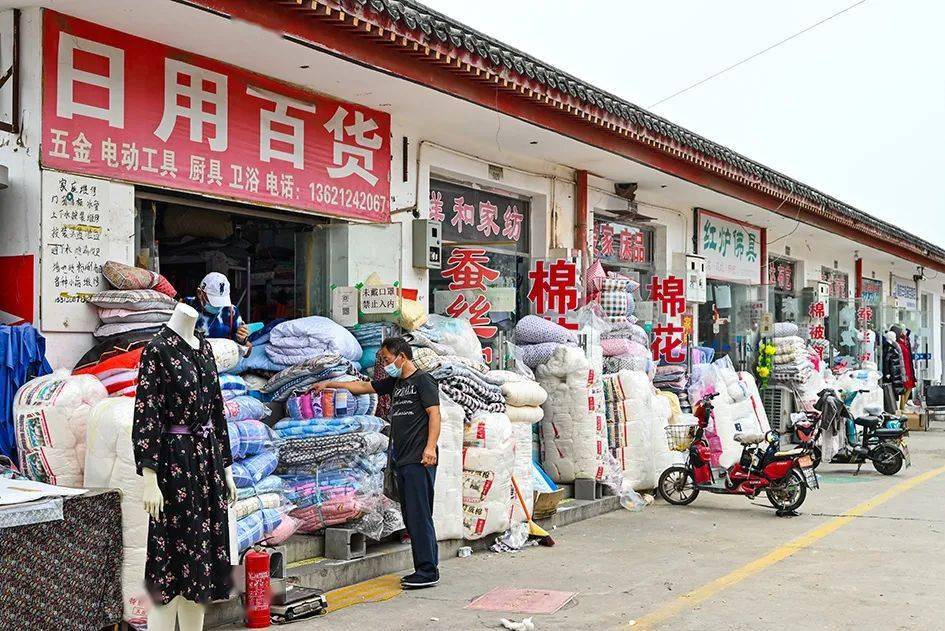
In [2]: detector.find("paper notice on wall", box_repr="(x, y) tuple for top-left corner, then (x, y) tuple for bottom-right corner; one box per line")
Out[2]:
(40, 170), (134, 332)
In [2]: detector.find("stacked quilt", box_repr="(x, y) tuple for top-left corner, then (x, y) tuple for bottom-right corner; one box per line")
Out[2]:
(346, 323), (385, 371)
(275, 413), (390, 538)
(261, 354), (361, 401)
(603, 370), (671, 490)
(654, 364), (690, 411)
(87, 261), (177, 341)
(267, 316), (362, 366)
(462, 411), (515, 539)
(536, 346), (607, 483)
(486, 371), (547, 520)
(428, 363), (505, 421)
(513, 315), (579, 369)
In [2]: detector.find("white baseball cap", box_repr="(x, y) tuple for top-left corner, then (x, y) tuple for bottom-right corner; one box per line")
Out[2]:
(199, 272), (231, 308)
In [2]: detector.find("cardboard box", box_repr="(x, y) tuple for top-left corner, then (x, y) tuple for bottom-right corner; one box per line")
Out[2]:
(904, 412), (925, 432)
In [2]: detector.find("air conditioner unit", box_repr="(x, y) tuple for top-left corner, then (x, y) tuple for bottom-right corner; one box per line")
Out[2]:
(761, 385), (796, 433)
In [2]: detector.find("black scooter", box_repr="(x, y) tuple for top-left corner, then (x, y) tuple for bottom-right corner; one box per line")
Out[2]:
(793, 389), (910, 476)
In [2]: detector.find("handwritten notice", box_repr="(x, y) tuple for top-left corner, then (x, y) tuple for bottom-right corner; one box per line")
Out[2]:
(41, 170), (134, 332)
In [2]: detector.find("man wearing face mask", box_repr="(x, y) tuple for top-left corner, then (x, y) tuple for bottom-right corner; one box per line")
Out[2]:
(184, 272), (251, 349)
(314, 337), (441, 589)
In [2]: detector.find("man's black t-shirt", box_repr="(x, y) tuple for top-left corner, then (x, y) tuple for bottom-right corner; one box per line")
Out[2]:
(372, 370), (440, 467)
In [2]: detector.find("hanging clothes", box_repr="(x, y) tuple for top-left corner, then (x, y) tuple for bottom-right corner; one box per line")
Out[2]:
(881, 334), (905, 396)
(898, 335), (916, 391)
(132, 326), (233, 605)
(0, 324), (53, 461)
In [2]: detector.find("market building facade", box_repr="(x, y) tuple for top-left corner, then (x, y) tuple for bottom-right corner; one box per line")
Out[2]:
(0, 1), (943, 625)
(1, 2), (941, 378)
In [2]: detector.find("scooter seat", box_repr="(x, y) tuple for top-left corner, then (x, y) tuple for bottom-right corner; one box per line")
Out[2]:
(854, 415), (882, 429)
(734, 432), (766, 445)
(874, 428), (906, 439)
(774, 448), (804, 458)
(863, 403), (884, 416)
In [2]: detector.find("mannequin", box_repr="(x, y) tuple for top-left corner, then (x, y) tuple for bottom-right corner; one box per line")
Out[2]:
(892, 325), (916, 410)
(135, 302), (237, 631)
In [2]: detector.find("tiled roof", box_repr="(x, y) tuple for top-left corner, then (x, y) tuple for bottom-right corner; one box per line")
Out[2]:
(331, 0), (944, 262)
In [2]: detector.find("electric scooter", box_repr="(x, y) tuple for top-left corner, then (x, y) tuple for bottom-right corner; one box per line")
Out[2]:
(658, 392), (818, 514)
(793, 389), (910, 475)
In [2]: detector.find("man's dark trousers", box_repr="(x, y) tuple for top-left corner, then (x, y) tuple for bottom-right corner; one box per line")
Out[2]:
(396, 463), (438, 580)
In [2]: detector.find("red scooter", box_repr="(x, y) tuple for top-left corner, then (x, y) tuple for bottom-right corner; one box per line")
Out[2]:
(658, 392), (818, 513)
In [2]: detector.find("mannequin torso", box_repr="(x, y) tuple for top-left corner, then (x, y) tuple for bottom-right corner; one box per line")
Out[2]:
(167, 302), (200, 350)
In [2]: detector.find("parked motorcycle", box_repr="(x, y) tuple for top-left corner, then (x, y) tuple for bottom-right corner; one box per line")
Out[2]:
(658, 392), (818, 513)
(793, 389), (910, 475)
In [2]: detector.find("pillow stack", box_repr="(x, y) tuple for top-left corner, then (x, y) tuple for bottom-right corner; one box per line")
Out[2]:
(90, 261), (178, 338)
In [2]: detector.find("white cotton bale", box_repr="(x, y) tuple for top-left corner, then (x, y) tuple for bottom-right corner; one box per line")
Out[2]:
(14, 371), (107, 487)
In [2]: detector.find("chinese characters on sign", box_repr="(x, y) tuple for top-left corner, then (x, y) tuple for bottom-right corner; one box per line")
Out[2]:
(440, 248), (499, 362)
(647, 275), (687, 363)
(696, 209), (762, 284)
(820, 268), (849, 300)
(41, 171), (135, 332)
(891, 275), (918, 311)
(431, 180), (528, 251)
(359, 286), (398, 315)
(807, 300), (827, 357)
(593, 221), (649, 264)
(768, 259), (795, 292)
(527, 259), (580, 330)
(42, 12), (390, 222)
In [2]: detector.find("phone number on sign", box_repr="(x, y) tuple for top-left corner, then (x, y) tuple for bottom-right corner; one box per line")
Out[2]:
(309, 183), (387, 214)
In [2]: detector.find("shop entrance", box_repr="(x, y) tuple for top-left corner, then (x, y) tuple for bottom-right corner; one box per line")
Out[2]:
(134, 193), (329, 323)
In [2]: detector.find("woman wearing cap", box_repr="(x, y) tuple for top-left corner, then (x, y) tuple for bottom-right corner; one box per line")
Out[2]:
(185, 272), (251, 349)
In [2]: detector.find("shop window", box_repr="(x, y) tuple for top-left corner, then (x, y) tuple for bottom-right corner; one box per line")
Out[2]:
(767, 257), (799, 322)
(698, 280), (755, 365)
(594, 219), (655, 302)
(428, 179), (531, 361)
(135, 197), (328, 322)
(820, 267), (851, 360)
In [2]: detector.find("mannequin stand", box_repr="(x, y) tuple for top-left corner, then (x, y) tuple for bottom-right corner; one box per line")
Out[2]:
(148, 595), (206, 631)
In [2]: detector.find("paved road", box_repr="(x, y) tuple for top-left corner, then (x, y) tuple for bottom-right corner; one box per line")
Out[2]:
(266, 431), (945, 630)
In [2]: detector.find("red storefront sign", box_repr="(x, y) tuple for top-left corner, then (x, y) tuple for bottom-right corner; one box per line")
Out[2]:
(41, 12), (391, 222)
(648, 275), (686, 364)
(440, 247), (499, 362)
(528, 259), (579, 330)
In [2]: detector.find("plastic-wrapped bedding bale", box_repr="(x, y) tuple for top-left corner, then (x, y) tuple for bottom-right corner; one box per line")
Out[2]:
(462, 411), (514, 540)
(607, 370), (660, 490)
(536, 346), (606, 483)
(83, 397), (148, 625)
(509, 421), (536, 523)
(14, 371), (108, 487)
(433, 394), (464, 540)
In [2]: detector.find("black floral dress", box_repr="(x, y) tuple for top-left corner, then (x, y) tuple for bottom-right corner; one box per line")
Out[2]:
(133, 326), (233, 604)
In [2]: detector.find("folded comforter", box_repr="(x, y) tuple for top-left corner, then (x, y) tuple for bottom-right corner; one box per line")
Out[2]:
(279, 432), (389, 468)
(274, 415), (387, 438)
(267, 316), (362, 365)
(232, 450), (279, 488)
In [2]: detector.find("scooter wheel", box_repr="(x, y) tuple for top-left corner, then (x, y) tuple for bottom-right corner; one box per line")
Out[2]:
(871, 445), (904, 476)
(766, 469), (807, 513)
(658, 466), (700, 506)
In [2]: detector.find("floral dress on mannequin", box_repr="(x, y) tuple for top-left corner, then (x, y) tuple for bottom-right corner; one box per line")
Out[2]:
(133, 326), (233, 604)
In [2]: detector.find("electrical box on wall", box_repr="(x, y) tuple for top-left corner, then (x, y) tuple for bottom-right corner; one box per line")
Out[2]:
(412, 219), (442, 269)
(814, 280), (829, 302)
(674, 253), (706, 304)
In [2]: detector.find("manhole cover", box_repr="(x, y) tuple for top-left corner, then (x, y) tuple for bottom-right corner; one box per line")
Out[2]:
(465, 587), (576, 614)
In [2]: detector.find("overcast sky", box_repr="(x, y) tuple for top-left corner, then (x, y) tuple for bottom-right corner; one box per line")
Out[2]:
(424, 0), (945, 246)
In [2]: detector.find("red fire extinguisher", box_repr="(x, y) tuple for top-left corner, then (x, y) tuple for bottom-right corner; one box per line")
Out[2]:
(244, 547), (271, 628)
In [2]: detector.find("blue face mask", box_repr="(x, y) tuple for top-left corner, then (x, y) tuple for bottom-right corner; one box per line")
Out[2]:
(384, 358), (403, 378)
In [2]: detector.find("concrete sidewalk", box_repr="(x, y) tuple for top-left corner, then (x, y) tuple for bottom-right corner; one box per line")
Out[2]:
(225, 430), (945, 630)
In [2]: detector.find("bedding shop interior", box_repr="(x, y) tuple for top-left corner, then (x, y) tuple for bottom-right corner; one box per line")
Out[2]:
(1, 3), (945, 629)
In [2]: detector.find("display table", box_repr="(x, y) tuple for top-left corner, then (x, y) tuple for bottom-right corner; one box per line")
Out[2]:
(0, 489), (123, 631)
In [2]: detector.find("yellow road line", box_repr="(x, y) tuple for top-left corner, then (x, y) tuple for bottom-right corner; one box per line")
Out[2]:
(632, 465), (945, 629)
(325, 573), (403, 614)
